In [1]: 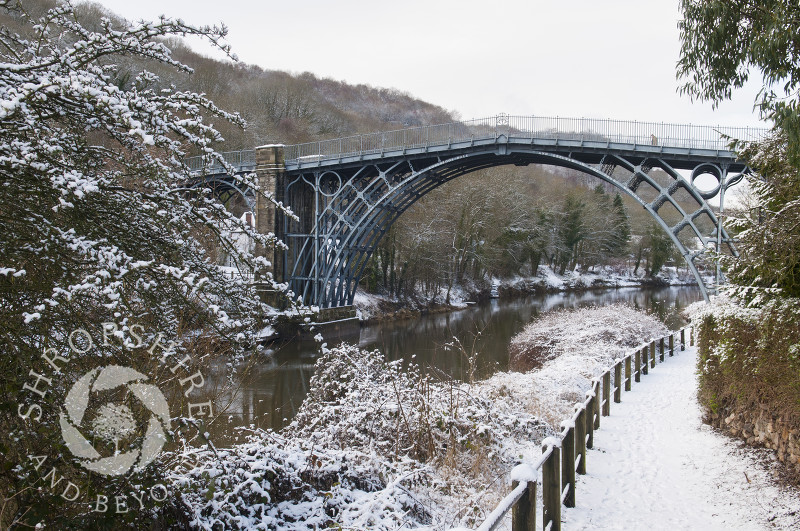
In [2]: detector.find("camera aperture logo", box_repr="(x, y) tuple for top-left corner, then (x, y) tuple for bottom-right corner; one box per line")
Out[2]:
(16, 323), (214, 513)
(60, 365), (171, 476)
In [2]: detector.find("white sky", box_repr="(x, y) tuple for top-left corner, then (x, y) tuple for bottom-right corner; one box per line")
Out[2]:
(88, 0), (766, 129)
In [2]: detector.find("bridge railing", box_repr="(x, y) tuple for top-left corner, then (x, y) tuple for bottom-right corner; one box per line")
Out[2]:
(473, 327), (693, 531)
(184, 115), (767, 174)
(186, 149), (257, 174)
(284, 115), (767, 165)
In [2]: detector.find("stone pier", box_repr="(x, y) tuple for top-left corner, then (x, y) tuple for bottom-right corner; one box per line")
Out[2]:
(253, 145), (359, 337)
(254, 144), (286, 282)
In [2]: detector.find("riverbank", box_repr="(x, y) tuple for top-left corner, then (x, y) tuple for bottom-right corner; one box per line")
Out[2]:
(353, 265), (703, 323)
(237, 287), (703, 433)
(183, 308), (800, 529)
(172, 305), (672, 529)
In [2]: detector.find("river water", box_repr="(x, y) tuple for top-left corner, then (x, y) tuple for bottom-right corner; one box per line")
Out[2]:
(215, 286), (702, 436)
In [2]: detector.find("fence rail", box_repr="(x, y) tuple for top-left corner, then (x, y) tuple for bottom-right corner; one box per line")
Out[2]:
(184, 115), (767, 174)
(475, 326), (694, 531)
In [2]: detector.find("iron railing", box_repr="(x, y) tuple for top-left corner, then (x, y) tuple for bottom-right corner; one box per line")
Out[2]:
(284, 115), (767, 165)
(186, 149), (256, 174)
(184, 115), (767, 173)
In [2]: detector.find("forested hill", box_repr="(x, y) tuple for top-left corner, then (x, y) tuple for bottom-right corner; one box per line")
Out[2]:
(166, 47), (457, 149)
(133, 2), (458, 148)
(2, 1), (456, 150)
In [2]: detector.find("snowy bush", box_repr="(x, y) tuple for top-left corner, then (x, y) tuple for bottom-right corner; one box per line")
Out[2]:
(494, 304), (668, 425)
(509, 303), (668, 371)
(172, 344), (550, 529)
(0, 1), (297, 526)
(288, 345), (548, 467)
(170, 430), (428, 530)
(689, 296), (800, 424)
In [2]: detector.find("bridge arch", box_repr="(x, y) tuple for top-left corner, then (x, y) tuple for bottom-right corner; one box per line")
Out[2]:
(284, 141), (739, 308)
(187, 175), (256, 219)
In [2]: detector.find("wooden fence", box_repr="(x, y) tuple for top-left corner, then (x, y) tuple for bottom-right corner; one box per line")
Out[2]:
(475, 327), (694, 531)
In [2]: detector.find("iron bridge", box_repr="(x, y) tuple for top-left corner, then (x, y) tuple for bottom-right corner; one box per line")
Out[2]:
(188, 114), (766, 308)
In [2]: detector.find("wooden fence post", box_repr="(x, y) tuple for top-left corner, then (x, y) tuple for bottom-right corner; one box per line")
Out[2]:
(659, 337), (665, 362)
(625, 355), (632, 391)
(690, 327), (694, 346)
(650, 341), (656, 368)
(562, 426), (575, 507)
(576, 407), (587, 474)
(642, 347), (648, 375)
(593, 380), (601, 429)
(602, 372), (611, 416)
(614, 362), (622, 403)
(586, 391), (594, 449)
(669, 334), (674, 357)
(681, 328), (685, 351)
(542, 444), (561, 531)
(635, 350), (641, 382)
(511, 479), (537, 531)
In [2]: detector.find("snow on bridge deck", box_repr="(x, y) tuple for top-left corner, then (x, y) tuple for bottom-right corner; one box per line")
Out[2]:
(563, 347), (800, 530)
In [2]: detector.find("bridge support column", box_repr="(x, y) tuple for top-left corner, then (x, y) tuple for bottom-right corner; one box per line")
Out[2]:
(255, 144), (286, 283)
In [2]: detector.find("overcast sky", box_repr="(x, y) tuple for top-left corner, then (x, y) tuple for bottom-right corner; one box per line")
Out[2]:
(89, 0), (765, 128)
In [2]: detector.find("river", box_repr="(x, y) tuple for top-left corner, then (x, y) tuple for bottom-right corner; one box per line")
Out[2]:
(213, 286), (703, 438)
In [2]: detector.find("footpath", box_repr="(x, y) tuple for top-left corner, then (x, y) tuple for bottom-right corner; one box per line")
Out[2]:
(562, 347), (800, 530)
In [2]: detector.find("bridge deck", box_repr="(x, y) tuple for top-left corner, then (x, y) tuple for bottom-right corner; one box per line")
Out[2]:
(286, 135), (745, 172)
(186, 114), (766, 175)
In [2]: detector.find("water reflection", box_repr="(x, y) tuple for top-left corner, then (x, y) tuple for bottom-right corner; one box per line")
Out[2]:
(215, 286), (702, 437)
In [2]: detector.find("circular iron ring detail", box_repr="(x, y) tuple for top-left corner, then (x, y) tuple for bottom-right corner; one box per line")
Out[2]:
(690, 163), (723, 200)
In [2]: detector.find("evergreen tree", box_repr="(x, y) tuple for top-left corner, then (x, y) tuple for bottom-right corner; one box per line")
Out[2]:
(645, 224), (673, 277)
(557, 195), (584, 274)
(610, 193), (631, 256)
(723, 132), (800, 302)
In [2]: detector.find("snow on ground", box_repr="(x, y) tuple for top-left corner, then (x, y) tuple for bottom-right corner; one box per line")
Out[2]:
(477, 304), (666, 440)
(441, 284), (472, 308)
(353, 289), (384, 320)
(507, 264), (699, 292)
(539, 265), (566, 289)
(564, 346), (800, 530)
(352, 285), (469, 321)
(256, 324), (276, 340)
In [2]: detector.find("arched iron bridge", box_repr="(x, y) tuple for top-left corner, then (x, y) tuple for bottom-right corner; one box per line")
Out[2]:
(188, 114), (766, 308)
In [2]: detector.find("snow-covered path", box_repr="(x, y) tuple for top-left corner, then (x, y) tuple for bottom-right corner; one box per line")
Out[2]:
(563, 347), (800, 530)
